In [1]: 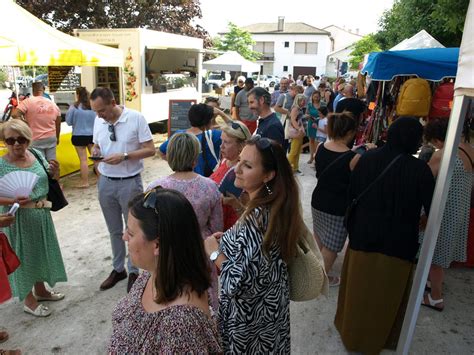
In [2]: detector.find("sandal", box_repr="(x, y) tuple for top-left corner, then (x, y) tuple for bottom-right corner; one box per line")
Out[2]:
(33, 290), (65, 302)
(421, 293), (444, 312)
(328, 276), (341, 287)
(0, 331), (8, 343)
(23, 304), (51, 317)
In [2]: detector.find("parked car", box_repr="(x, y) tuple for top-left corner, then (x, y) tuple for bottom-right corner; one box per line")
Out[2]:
(15, 76), (33, 88)
(205, 73), (225, 89)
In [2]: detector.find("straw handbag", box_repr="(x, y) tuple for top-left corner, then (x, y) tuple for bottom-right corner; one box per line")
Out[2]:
(288, 223), (328, 302)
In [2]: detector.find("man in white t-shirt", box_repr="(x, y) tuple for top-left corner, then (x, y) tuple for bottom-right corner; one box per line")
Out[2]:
(90, 87), (155, 292)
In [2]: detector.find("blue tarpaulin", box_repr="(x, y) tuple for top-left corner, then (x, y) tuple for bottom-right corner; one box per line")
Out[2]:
(361, 48), (459, 81)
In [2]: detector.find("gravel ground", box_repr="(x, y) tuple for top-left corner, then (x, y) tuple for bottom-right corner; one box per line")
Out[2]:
(1, 150), (472, 354)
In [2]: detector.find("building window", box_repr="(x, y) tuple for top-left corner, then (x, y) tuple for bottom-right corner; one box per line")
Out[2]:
(294, 42), (318, 54)
(283, 65), (288, 72)
(284, 41), (289, 48)
(253, 41), (275, 60)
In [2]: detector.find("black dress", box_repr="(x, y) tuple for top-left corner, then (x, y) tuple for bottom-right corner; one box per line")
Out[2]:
(335, 143), (435, 354)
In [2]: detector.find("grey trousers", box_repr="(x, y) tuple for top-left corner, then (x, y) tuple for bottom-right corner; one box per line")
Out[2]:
(98, 174), (143, 274)
(31, 136), (57, 161)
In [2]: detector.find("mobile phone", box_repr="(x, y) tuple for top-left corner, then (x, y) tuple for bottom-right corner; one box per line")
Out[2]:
(88, 156), (104, 161)
(8, 202), (20, 216)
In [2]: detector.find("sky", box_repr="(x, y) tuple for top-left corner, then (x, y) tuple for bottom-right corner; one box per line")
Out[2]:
(197, 0), (395, 37)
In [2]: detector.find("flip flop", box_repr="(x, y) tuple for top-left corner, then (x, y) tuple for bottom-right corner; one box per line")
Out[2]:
(421, 293), (444, 312)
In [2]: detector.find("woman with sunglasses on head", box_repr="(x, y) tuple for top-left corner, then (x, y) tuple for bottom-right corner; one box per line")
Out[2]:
(148, 132), (223, 311)
(0, 120), (67, 317)
(108, 188), (221, 353)
(204, 135), (303, 353)
(210, 121), (251, 230)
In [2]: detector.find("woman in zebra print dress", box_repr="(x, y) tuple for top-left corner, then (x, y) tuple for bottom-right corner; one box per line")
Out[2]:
(205, 135), (303, 353)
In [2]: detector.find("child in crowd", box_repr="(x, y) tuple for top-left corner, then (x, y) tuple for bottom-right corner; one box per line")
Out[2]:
(316, 106), (328, 144)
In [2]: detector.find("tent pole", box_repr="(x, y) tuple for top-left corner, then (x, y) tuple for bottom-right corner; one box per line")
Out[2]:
(396, 94), (471, 354)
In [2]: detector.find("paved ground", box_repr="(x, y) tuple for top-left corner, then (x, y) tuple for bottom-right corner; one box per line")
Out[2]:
(1, 149), (472, 354)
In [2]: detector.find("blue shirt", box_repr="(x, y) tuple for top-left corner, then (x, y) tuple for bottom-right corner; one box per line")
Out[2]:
(256, 112), (285, 147)
(333, 93), (344, 111)
(66, 104), (96, 136)
(159, 129), (222, 176)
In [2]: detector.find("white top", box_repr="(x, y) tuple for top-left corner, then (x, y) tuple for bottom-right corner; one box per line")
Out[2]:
(93, 107), (153, 178)
(317, 117), (328, 139)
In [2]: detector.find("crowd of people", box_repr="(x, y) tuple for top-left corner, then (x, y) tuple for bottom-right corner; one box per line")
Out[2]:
(0, 71), (472, 353)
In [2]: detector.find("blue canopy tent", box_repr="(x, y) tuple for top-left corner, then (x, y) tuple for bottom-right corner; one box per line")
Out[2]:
(361, 47), (459, 81)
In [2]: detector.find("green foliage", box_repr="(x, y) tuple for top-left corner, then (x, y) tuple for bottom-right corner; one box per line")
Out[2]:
(213, 23), (262, 61)
(0, 68), (8, 88)
(374, 0), (469, 50)
(348, 34), (381, 70)
(16, 0), (212, 47)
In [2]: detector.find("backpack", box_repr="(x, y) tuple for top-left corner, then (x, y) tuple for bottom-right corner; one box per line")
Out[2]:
(396, 78), (431, 117)
(429, 82), (454, 118)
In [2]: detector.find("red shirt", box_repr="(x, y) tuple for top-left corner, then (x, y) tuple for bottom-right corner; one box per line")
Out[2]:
(210, 161), (240, 230)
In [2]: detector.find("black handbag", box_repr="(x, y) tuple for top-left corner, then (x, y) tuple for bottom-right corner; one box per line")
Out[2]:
(343, 154), (403, 229)
(30, 149), (68, 211)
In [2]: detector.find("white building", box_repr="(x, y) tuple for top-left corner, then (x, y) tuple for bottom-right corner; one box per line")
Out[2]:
(323, 25), (363, 77)
(236, 17), (332, 77)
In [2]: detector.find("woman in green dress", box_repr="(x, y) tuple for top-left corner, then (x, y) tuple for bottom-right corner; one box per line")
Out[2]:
(0, 119), (67, 317)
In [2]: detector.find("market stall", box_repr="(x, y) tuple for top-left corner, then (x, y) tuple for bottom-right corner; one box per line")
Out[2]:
(359, 47), (459, 144)
(0, 0), (123, 176)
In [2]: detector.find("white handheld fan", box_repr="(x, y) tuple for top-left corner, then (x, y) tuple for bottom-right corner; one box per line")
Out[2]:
(0, 171), (39, 198)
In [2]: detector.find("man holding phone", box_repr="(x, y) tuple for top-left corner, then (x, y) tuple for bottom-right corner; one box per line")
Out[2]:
(90, 88), (155, 292)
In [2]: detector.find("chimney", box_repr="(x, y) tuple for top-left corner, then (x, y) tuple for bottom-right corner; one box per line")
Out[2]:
(278, 16), (285, 32)
(356, 28), (360, 34)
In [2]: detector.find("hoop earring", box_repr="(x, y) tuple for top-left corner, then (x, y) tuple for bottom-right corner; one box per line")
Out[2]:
(264, 182), (273, 195)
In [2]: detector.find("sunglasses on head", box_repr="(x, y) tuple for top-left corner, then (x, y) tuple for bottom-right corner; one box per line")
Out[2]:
(108, 124), (116, 142)
(5, 136), (29, 145)
(230, 122), (247, 138)
(143, 187), (162, 214)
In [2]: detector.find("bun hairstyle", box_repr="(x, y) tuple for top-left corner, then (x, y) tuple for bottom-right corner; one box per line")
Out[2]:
(327, 111), (357, 140)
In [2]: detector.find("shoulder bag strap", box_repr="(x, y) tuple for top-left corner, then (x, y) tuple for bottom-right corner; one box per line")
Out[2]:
(204, 130), (218, 163)
(352, 154), (403, 204)
(318, 150), (353, 181)
(458, 146), (474, 168)
(29, 148), (51, 178)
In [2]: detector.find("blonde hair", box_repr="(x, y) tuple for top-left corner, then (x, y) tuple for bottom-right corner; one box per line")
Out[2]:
(167, 132), (200, 172)
(291, 94), (306, 109)
(0, 119), (33, 145)
(221, 121), (251, 142)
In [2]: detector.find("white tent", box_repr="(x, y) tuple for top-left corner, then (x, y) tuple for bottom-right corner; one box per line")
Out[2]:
(390, 29), (445, 51)
(203, 51), (260, 73)
(397, 1), (473, 353)
(0, 0), (122, 67)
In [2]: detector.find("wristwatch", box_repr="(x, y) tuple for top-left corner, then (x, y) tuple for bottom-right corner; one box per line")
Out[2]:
(210, 250), (221, 263)
(123, 152), (129, 161)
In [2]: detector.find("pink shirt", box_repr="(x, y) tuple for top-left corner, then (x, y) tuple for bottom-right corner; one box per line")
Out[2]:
(18, 96), (60, 140)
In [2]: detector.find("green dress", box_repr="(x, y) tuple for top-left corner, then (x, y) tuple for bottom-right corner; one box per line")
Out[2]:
(0, 150), (67, 301)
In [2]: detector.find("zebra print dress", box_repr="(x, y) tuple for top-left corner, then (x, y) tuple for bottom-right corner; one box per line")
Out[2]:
(218, 207), (290, 353)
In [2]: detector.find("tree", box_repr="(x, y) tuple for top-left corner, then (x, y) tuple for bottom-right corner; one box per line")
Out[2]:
(213, 23), (262, 61)
(348, 35), (381, 70)
(16, 0), (211, 47)
(374, 0), (469, 50)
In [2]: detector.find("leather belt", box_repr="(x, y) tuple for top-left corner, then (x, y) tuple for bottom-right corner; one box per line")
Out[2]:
(21, 200), (52, 209)
(102, 173), (140, 181)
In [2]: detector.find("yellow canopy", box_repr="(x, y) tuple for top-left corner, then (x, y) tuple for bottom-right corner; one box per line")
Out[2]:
(0, 0), (123, 67)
